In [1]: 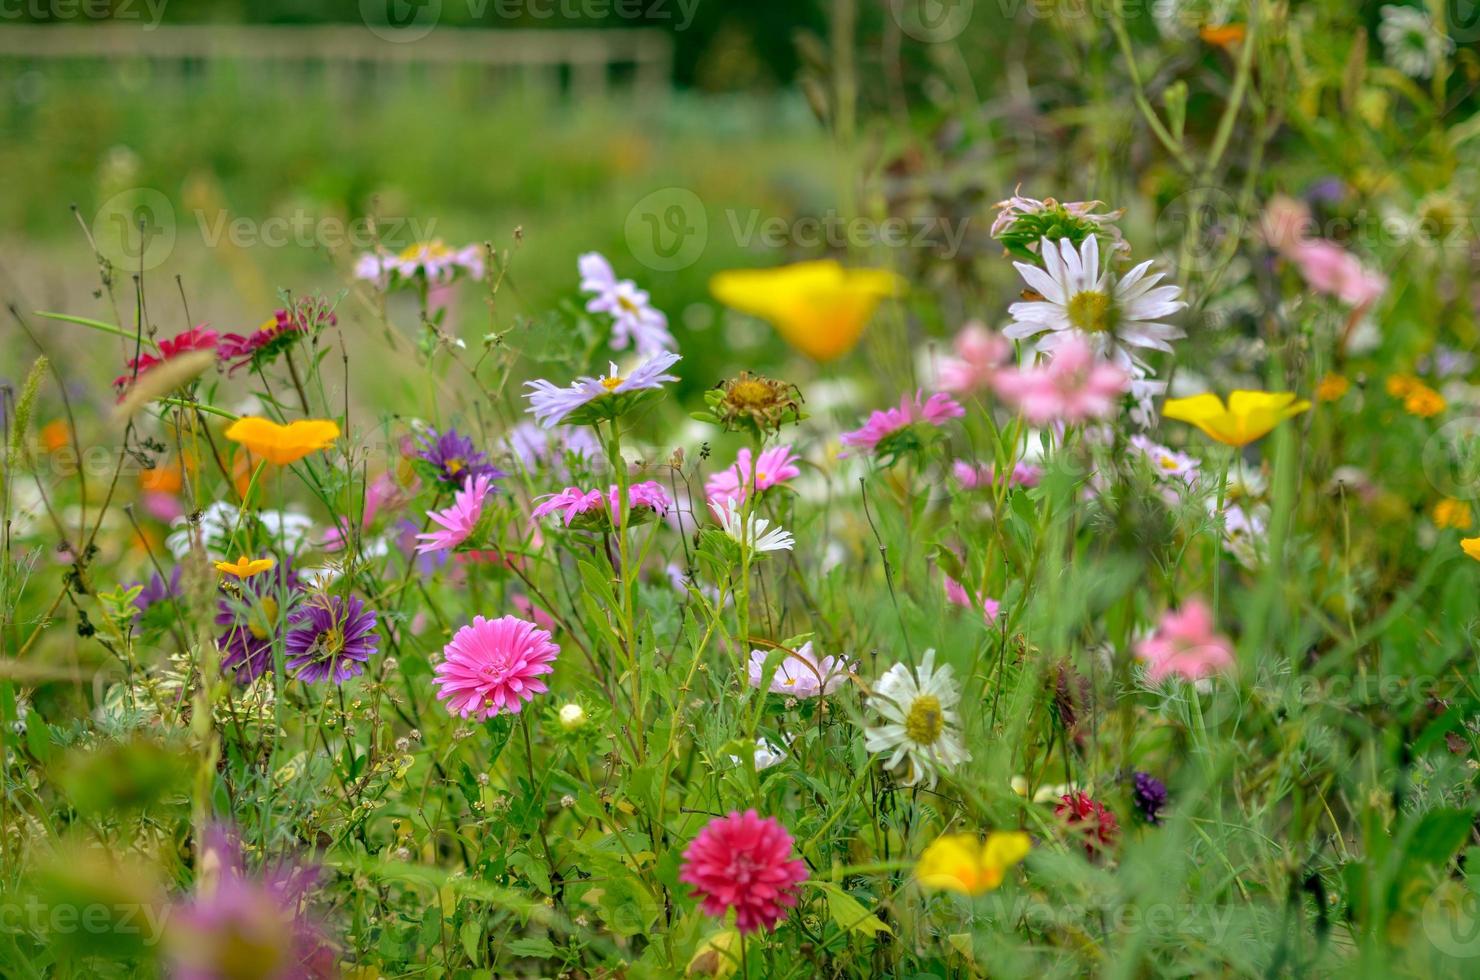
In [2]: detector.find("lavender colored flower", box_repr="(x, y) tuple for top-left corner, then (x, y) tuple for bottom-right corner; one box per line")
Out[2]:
(133, 566), (182, 627)
(167, 824), (335, 979)
(285, 593), (380, 684)
(1132, 771), (1168, 825)
(216, 563), (299, 684)
(413, 426), (504, 488)
(524, 351), (682, 428)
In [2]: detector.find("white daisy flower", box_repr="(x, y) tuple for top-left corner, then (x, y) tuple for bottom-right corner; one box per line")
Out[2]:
(1378, 5), (1453, 80)
(729, 736), (788, 772)
(711, 497), (795, 554)
(863, 649), (971, 789)
(1006, 236), (1186, 374)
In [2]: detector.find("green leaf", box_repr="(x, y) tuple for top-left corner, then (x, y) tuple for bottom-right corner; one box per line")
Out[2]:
(506, 937), (558, 959)
(1406, 808), (1473, 868)
(807, 880), (892, 936)
(459, 920), (483, 965)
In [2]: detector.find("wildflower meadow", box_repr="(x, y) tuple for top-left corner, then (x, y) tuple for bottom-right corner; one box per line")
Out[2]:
(3, 1), (1480, 977)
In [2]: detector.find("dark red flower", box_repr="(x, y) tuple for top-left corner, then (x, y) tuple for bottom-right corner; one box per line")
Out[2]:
(113, 326), (218, 398)
(1055, 791), (1119, 858)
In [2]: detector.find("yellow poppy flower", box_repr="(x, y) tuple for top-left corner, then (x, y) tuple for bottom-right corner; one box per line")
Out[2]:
(915, 831), (1031, 896)
(1462, 538), (1480, 562)
(710, 260), (904, 361)
(1434, 499), (1472, 531)
(224, 417), (340, 465)
(214, 555), (275, 579)
(1161, 391), (1310, 447)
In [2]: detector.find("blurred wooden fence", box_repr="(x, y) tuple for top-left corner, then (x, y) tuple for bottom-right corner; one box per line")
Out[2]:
(0, 24), (672, 100)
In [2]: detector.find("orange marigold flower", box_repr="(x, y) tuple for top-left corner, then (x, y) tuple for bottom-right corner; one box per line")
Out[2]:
(1385, 374), (1419, 398)
(1403, 383), (1446, 419)
(1434, 499), (1473, 530)
(1315, 374), (1350, 402)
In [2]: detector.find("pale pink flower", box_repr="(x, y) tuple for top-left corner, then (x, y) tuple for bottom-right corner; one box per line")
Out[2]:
(530, 480), (671, 527)
(937, 322), (1010, 393)
(1289, 239), (1387, 308)
(747, 641), (853, 698)
(944, 575), (1001, 624)
(991, 337), (1128, 425)
(705, 445), (801, 506)
(839, 391), (965, 457)
(432, 615), (559, 719)
(1134, 599), (1235, 683)
(952, 459), (1041, 490)
(414, 474), (494, 554)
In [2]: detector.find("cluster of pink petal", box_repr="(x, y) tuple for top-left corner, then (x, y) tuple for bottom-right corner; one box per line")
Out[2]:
(952, 459), (1042, 490)
(937, 322), (1010, 393)
(991, 336), (1128, 425)
(530, 480), (672, 526)
(704, 445), (801, 506)
(945, 575), (1001, 623)
(1289, 240), (1387, 308)
(415, 474), (494, 554)
(679, 810), (809, 934)
(839, 391), (965, 456)
(433, 615), (559, 719)
(1134, 599), (1236, 682)
(113, 326), (219, 395)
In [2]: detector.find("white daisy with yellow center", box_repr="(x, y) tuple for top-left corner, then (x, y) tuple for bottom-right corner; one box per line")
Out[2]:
(863, 649), (970, 789)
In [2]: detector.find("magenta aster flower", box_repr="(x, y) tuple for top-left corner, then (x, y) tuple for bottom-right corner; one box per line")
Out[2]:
(415, 473), (495, 554)
(944, 575), (1001, 624)
(704, 444), (801, 506)
(1134, 599), (1235, 683)
(991, 336), (1129, 425)
(218, 300), (334, 375)
(839, 390), (964, 459)
(432, 615), (559, 719)
(530, 480), (671, 529)
(523, 351), (681, 428)
(679, 810), (808, 934)
(284, 593), (380, 684)
(167, 825), (335, 980)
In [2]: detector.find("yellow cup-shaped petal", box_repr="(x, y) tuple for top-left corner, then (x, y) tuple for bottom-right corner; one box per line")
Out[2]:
(1462, 537), (1480, 562)
(711, 260), (903, 361)
(915, 831), (1030, 896)
(225, 417), (340, 465)
(1162, 390), (1309, 446)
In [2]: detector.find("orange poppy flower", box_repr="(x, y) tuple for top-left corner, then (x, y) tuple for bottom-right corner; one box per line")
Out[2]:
(224, 417), (340, 466)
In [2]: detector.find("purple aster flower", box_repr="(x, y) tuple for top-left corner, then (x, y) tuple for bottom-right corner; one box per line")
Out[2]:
(133, 566), (183, 626)
(523, 351), (681, 428)
(1131, 771), (1168, 825)
(285, 593), (380, 684)
(413, 426), (505, 489)
(167, 824), (335, 980)
(216, 563), (299, 684)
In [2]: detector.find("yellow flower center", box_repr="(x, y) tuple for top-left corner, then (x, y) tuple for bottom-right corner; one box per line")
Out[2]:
(904, 694), (944, 746)
(601, 375), (626, 392)
(617, 295), (640, 314)
(248, 597), (279, 641)
(1067, 290), (1114, 333)
(756, 471), (769, 483)
(728, 379), (775, 407)
(446, 458), (465, 475)
(317, 628), (343, 653)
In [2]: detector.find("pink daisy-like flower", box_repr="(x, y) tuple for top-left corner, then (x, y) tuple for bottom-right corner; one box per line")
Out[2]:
(944, 575), (1001, 624)
(839, 390), (965, 458)
(415, 474), (494, 554)
(937, 321), (1010, 394)
(747, 641), (852, 698)
(1134, 599), (1235, 683)
(952, 459), (1042, 490)
(991, 336), (1129, 425)
(1288, 239), (1386, 309)
(679, 810), (809, 934)
(704, 445), (801, 507)
(530, 480), (672, 528)
(113, 326), (219, 398)
(432, 615), (559, 719)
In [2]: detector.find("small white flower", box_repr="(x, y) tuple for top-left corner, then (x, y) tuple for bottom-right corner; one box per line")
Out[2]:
(730, 736), (787, 772)
(1006, 236), (1186, 374)
(712, 497), (795, 554)
(1378, 5), (1453, 80)
(558, 703), (586, 730)
(862, 649), (971, 789)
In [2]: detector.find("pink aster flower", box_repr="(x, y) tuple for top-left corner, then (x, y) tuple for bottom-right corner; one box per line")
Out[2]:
(944, 575), (1001, 624)
(952, 459), (1042, 490)
(839, 390), (965, 458)
(1134, 599), (1235, 683)
(414, 474), (494, 554)
(1289, 239), (1386, 308)
(747, 641), (853, 698)
(991, 337), (1128, 425)
(937, 321), (1010, 393)
(705, 445), (801, 506)
(679, 810), (809, 934)
(432, 615), (559, 719)
(530, 480), (671, 528)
